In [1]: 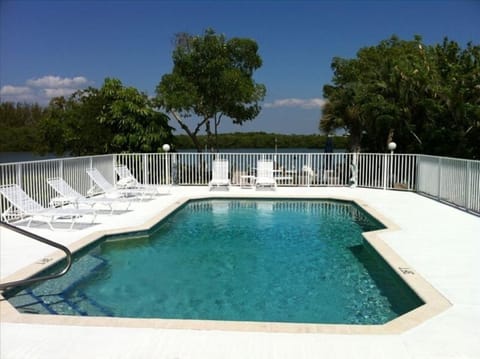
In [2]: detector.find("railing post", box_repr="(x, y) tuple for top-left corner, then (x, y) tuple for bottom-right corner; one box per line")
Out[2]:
(165, 153), (170, 186)
(383, 153), (387, 190)
(389, 152), (394, 189)
(89, 156), (94, 189)
(307, 154), (311, 187)
(15, 163), (22, 188)
(143, 153), (148, 185)
(112, 154), (116, 184)
(172, 153), (177, 186)
(437, 157), (442, 200)
(466, 161), (471, 212)
(350, 152), (358, 188)
(59, 159), (64, 179)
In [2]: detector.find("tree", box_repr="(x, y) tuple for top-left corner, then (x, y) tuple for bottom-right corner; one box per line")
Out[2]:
(0, 102), (46, 152)
(320, 35), (480, 158)
(155, 28), (266, 152)
(38, 91), (112, 155)
(97, 78), (174, 153)
(428, 39), (480, 158)
(38, 78), (174, 155)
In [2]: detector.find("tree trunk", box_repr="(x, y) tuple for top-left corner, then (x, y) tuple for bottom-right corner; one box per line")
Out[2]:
(205, 119), (212, 151)
(214, 114), (222, 153)
(170, 111), (203, 152)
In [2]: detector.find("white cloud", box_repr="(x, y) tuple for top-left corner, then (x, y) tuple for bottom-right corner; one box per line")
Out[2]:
(264, 98), (325, 110)
(0, 85), (32, 96)
(27, 75), (88, 88)
(1, 75), (90, 104)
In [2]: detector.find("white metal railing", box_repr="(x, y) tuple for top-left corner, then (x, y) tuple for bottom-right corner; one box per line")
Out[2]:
(1, 152), (479, 218)
(417, 155), (480, 214)
(0, 155), (114, 214)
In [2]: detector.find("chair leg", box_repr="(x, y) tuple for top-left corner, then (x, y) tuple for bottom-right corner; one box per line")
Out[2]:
(69, 215), (77, 230)
(47, 216), (56, 230)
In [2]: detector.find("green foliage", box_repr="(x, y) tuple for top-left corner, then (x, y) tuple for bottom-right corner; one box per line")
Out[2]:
(320, 35), (480, 158)
(97, 78), (174, 153)
(38, 78), (174, 155)
(173, 132), (347, 151)
(38, 93), (113, 155)
(156, 28), (266, 152)
(0, 102), (45, 151)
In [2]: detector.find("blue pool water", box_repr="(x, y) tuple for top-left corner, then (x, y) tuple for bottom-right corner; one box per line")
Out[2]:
(7, 199), (423, 324)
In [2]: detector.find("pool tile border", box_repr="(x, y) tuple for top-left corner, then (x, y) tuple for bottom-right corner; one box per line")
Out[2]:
(0, 193), (451, 334)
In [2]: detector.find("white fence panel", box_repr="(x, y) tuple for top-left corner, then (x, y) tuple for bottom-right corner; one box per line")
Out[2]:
(0, 155), (115, 219)
(417, 155), (480, 215)
(1, 152), (478, 219)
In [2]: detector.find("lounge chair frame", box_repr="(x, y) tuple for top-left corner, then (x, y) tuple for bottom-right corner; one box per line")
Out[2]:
(114, 165), (164, 194)
(86, 168), (154, 200)
(47, 177), (131, 214)
(0, 184), (96, 230)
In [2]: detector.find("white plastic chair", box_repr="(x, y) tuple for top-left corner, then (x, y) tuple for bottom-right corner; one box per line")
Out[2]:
(209, 160), (231, 191)
(255, 160), (277, 190)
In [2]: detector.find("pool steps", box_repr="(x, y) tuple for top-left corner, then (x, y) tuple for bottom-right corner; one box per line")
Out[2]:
(7, 254), (113, 316)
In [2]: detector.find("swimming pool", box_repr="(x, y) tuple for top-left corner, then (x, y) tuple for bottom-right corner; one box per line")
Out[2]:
(6, 199), (423, 325)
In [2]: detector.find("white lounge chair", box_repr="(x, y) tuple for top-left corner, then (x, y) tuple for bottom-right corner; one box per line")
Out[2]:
(114, 165), (165, 194)
(86, 168), (155, 200)
(47, 177), (131, 214)
(209, 160), (231, 191)
(0, 184), (96, 230)
(255, 160), (277, 190)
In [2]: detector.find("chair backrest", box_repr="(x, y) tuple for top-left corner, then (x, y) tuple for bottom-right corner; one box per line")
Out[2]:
(47, 177), (85, 199)
(212, 160), (229, 181)
(257, 160), (274, 178)
(115, 165), (138, 184)
(0, 184), (44, 213)
(86, 168), (114, 193)
(302, 165), (315, 177)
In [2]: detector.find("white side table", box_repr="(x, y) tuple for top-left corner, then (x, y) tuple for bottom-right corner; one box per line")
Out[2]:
(240, 175), (256, 188)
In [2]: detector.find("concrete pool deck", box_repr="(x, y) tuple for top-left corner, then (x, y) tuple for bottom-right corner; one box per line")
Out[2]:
(1, 186), (479, 358)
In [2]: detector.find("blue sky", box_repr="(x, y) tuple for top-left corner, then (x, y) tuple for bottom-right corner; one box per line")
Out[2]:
(1, 0), (479, 135)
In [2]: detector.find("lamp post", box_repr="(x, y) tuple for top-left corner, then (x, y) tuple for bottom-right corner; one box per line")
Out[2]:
(388, 142), (397, 189)
(162, 144), (170, 186)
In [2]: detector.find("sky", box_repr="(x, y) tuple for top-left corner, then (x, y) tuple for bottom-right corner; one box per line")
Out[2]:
(1, 0), (479, 135)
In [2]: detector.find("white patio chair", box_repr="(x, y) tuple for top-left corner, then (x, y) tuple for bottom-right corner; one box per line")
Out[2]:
(0, 184), (96, 230)
(47, 177), (131, 214)
(86, 168), (155, 200)
(255, 160), (277, 190)
(302, 165), (318, 185)
(209, 160), (231, 191)
(114, 165), (165, 194)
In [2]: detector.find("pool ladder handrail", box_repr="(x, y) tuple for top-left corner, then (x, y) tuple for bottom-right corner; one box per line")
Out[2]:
(0, 221), (72, 291)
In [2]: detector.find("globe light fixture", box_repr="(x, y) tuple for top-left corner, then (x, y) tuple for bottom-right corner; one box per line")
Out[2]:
(162, 144), (171, 153)
(388, 142), (397, 154)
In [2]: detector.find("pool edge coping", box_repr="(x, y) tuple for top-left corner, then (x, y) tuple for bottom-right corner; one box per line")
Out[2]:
(0, 193), (452, 335)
